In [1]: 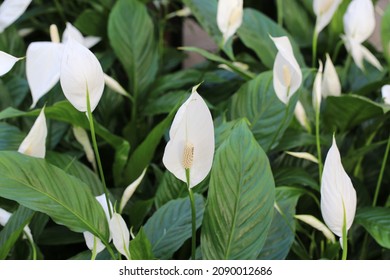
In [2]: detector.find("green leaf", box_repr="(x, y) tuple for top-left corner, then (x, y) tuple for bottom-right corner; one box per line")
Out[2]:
(201, 120), (275, 259)
(258, 187), (305, 259)
(230, 71), (301, 152)
(355, 207), (390, 249)
(0, 151), (109, 242)
(274, 167), (319, 191)
(108, 0), (158, 95)
(130, 227), (154, 260)
(323, 95), (390, 132)
(37, 225), (84, 245)
(237, 8), (305, 69)
(0, 206), (34, 259)
(0, 101), (130, 185)
(381, 4), (390, 67)
(74, 9), (107, 37)
(154, 171), (187, 208)
(144, 194), (205, 259)
(0, 123), (25, 151)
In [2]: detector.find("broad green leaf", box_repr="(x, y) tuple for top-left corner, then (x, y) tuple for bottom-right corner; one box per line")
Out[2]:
(0, 151), (109, 242)
(182, 0), (233, 58)
(323, 95), (390, 132)
(0, 101), (130, 184)
(381, 4), (390, 67)
(144, 194), (204, 259)
(120, 109), (175, 186)
(230, 71), (301, 152)
(154, 171), (187, 209)
(0, 123), (25, 151)
(283, 1), (313, 47)
(0, 206), (34, 259)
(45, 152), (103, 196)
(274, 129), (317, 152)
(130, 227), (154, 260)
(355, 207), (390, 249)
(37, 225), (84, 245)
(74, 9), (107, 37)
(274, 167), (319, 191)
(258, 187), (305, 259)
(201, 120), (275, 260)
(237, 8), (305, 69)
(108, 0), (158, 96)
(179, 47), (255, 80)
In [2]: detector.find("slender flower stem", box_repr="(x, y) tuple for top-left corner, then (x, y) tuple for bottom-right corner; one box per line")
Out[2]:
(332, 40), (344, 62)
(315, 105), (323, 183)
(186, 169), (196, 260)
(86, 92), (113, 218)
(312, 31), (319, 68)
(341, 203), (348, 260)
(372, 133), (390, 207)
(276, 0), (283, 26)
(25, 231), (37, 260)
(91, 236), (98, 260)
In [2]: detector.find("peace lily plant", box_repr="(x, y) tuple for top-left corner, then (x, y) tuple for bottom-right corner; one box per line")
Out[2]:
(0, 0), (389, 262)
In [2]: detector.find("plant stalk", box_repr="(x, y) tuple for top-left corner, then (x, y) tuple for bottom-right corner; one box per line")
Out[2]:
(315, 105), (323, 183)
(312, 30), (318, 68)
(186, 169), (196, 260)
(372, 133), (390, 207)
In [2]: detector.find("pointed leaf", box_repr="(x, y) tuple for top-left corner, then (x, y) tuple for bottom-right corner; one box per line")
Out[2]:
(201, 120), (275, 259)
(130, 228), (154, 260)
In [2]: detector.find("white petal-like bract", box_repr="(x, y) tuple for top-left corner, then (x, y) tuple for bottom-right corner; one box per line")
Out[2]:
(285, 151), (319, 164)
(295, 214), (336, 243)
(313, 0), (342, 34)
(162, 85), (215, 188)
(382, 85), (390, 105)
(271, 36), (302, 105)
(322, 54), (341, 97)
(73, 126), (96, 171)
(26, 42), (63, 108)
(342, 36), (382, 71)
(60, 38), (104, 112)
(120, 168), (147, 213)
(109, 213), (131, 260)
(294, 101), (310, 131)
(321, 136), (357, 237)
(217, 0), (243, 43)
(62, 22), (101, 49)
(0, 51), (21, 76)
(0, 0), (32, 33)
(312, 60), (323, 111)
(18, 108), (47, 158)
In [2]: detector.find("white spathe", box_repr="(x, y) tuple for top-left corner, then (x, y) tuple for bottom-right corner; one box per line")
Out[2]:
(0, 0), (32, 33)
(60, 38), (104, 112)
(72, 126), (96, 171)
(295, 214), (336, 243)
(313, 0), (342, 34)
(312, 60), (323, 111)
(217, 0), (243, 43)
(322, 54), (341, 98)
(271, 36), (302, 105)
(294, 101), (310, 131)
(0, 51), (21, 76)
(381, 85), (390, 105)
(285, 151), (319, 164)
(62, 22), (101, 49)
(18, 107), (47, 158)
(162, 85), (215, 188)
(321, 136), (357, 237)
(342, 0), (382, 71)
(26, 42), (63, 108)
(120, 168), (147, 213)
(109, 213), (131, 260)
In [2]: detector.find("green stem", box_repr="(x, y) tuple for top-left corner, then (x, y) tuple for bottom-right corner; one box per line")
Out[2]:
(342, 55), (352, 88)
(312, 31), (318, 68)
(276, 0), (283, 26)
(91, 236), (98, 260)
(315, 105), (323, 183)
(332, 40), (344, 62)
(86, 92), (113, 218)
(25, 231), (37, 260)
(341, 202), (348, 260)
(186, 169), (196, 260)
(372, 133), (390, 207)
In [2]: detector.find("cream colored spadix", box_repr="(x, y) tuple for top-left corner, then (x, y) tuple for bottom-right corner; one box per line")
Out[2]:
(271, 36), (302, 105)
(217, 0), (243, 44)
(60, 38), (104, 112)
(162, 85), (215, 188)
(18, 107), (47, 158)
(109, 213), (131, 260)
(0, 0), (32, 33)
(381, 85), (390, 105)
(321, 136), (357, 238)
(313, 0), (342, 35)
(0, 51), (22, 76)
(342, 0), (382, 71)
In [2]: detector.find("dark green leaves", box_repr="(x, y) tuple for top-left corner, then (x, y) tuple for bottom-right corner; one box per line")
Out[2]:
(201, 120), (275, 259)
(108, 0), (158, 96)
(0, 151), (109, 242)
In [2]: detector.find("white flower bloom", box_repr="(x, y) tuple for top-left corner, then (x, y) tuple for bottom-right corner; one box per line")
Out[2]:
(312, 60), (323, 111)
(0, 51), (21, 76)
(285, 151), (319, 164)
(162, 85), (215, 188)
(313, 0), (342, 35)
(342, 0), (382, 71)
(18, 107), (47, 158)
(295, 214), (335, 243)
(109, 213), (131, 260)
(103, 74), (130, 97)
(321, 136), (357, 238)
(60, 38), (104, 112)
(72, 126), (96, 171)
(271, 36), (302, 105)
(0, 0), (32, 33)
(119, 168), (147, 213)
(322, 54), (341, 98)
(294, 101), (310, 131)
(381, 85), (390, 105)
(62, 22), (101, 49)
(217, 0), (243, 43)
